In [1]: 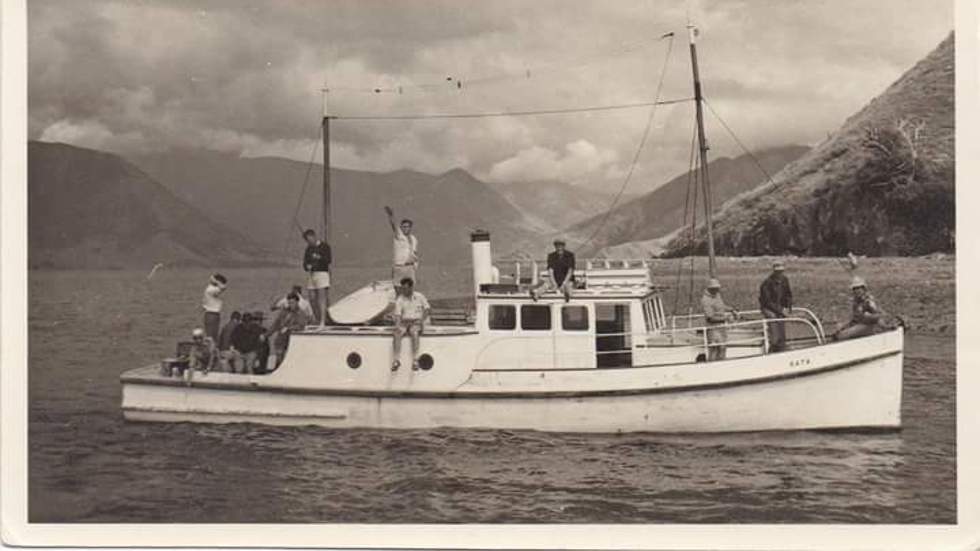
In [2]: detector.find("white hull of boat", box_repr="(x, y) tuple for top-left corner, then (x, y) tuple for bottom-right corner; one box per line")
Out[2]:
(121, 328), (903, 433)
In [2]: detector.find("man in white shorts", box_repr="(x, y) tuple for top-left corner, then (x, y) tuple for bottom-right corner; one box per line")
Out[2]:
(302, 229), (332, 325)
(391, 278), (430, 372)
(385, 206), (419, 284)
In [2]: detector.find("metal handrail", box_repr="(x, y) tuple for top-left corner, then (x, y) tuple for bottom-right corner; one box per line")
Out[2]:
(670, 307), (826, 340)
(473, 316), (823, 369)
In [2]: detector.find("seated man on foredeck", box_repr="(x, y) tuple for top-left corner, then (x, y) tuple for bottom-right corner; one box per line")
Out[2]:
(265, 293), (313, 367)
(188, 327), (219, 375)
(833, 276), (883, 341)
(391, 278), (430, 372)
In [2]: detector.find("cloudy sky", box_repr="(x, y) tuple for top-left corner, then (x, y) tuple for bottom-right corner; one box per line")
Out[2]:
(29, 0), (953, 193)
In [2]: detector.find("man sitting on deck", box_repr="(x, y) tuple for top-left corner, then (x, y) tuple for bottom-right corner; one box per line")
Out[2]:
(701, 278), (739, 361)
(833, 276), (883, 341)
(391, 278), (431, 372)
(188, 327), (219, 375)
(530, 239), (575, 302)
(228, 313), (263, 374)
(270, 285), (314, 319)
(265, 293), (313, 367)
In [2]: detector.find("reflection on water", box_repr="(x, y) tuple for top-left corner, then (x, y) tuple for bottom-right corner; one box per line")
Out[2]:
(27, 268), (954, 523)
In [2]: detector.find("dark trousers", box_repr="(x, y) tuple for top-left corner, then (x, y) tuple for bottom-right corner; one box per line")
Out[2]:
(203, 311), (221, 341)
(762, 309), (786, 352)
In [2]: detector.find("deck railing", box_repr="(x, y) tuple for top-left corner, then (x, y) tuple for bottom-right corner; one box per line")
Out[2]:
(473, 316), (825, 370)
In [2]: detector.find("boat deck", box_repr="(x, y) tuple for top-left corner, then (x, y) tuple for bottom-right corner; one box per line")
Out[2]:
(297, 324), (477, 336)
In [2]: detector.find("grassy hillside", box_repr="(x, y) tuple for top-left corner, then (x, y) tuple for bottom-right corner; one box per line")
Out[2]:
(666, 33), (954, 257)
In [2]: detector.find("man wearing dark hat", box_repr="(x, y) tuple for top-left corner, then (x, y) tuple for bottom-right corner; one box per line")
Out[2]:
(759, 260), (793, 352)
(531, 238), (576, 302)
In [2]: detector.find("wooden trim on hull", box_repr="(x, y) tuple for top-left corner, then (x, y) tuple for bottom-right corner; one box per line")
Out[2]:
(121, 350), (901, 400)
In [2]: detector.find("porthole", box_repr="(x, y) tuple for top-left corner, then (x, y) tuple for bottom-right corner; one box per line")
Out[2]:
(418, 353), (434, 371)
(346, 352), (362, 369)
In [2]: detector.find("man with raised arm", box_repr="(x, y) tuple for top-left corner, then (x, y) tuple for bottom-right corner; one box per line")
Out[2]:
(385, 206), (419, 285)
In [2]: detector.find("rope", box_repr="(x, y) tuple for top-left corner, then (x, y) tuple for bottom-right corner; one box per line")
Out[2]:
(580, 33), (677, 250)
(332, 98), (691, 121)
(704, 99), (778, 189)
(672, 118), (699, 314)
(272, 124), (322, 303)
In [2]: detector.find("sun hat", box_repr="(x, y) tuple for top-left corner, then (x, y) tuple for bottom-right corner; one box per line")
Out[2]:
(707, 278), (721, 289)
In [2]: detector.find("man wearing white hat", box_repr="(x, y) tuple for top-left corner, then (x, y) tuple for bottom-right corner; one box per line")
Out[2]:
(201, 273), (228, 341)
(759, 260), (793, 352)
(834, 276), (882, 341)
(701, 278), (738, 361)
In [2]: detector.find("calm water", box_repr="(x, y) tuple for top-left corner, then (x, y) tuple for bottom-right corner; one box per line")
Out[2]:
(28, 268), (956, 523)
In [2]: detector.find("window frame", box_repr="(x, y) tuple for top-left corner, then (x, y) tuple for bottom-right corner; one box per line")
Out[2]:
(561, 304), (590, 331)
(520, 304), (553, 331)
(487, 304), (517, 331)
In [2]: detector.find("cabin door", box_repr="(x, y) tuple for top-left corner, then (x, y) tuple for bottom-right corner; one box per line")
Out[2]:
(595, 303), (632, 368)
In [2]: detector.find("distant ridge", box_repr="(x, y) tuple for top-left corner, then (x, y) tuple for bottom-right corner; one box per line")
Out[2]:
(665, 32), (954, 257)
(28, 141), (273, 269)
(130, 150), (549, 267)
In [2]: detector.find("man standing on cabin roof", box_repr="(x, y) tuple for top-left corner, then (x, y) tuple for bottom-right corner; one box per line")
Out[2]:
(701, 278), (739, 361)
(302, 229), (332, 326)
(833, 276), (883, 341)
(759, 260), (793, 352)
(201, 273), (227, 341)
(391, 278), (430, 372)
(531, 239), (575, 302)
(385, 206), (419, 285)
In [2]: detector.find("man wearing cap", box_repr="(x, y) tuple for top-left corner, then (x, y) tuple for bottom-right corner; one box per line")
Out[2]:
(188, 327), (219, 375)
(201, 273), (228, 341)
(266, 293), (313, 368)
(834, 276), (883, 341)
(701, 278), (739, 361)
(759, 260), (793, 352)
(531, 239), (576, 302)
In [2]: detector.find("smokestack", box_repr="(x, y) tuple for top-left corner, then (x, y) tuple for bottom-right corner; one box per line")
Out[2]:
(471, 230), (493, 294)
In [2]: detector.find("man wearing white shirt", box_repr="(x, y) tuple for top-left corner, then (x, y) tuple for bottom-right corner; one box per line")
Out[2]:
(391, 278), (430, 372)
(270, 285), (314, 319)
(201, 273), (227, 341)
(385, 206), (419, 284)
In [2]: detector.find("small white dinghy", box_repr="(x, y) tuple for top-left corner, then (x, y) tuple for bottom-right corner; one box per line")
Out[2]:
(328, 280), (396, 324)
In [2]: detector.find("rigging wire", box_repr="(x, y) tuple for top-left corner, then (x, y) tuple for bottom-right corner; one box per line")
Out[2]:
(672, 117), (699, 315)
(579, 33), (677, 250)
(324, 33), (674, 95)
(331, 98), (691, 121)
(703, 99), (778, 189)
(272, 123), (322, 300)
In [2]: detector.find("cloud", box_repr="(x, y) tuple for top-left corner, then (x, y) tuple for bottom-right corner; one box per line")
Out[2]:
(485, 140), (620, 185)
(27, 0), (953, 193)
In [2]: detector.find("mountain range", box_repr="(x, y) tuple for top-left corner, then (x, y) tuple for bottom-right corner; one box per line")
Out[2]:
(28, 141), (272, 269)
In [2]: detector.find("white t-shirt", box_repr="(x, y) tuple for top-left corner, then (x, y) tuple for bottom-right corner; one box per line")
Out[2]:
(393, 232), (419, 266)
(202, 283), (224, 313)
(275, 295), (314, 318)
(393, 292), (430, 321)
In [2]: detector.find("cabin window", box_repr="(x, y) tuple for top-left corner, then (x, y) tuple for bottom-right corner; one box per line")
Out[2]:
(488, 305), (516, 330)
(561, 305), (589, 331)
(521, 304), (552, 330)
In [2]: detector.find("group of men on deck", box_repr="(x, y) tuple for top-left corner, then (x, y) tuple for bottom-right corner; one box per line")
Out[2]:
(700, 261), (889, 361)
(184, 206), (431, 375)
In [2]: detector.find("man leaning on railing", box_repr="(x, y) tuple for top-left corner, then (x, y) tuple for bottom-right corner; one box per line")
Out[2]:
(701, 278), (739, 361)
(759, 260), (793, 352)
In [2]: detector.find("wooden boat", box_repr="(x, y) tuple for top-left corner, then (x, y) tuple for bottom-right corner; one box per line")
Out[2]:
(120, 24), (903, 433)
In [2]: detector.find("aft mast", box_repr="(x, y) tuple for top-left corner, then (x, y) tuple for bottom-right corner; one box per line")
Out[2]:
(687, 24), (717, 279)
(321, 114), (331, 242)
